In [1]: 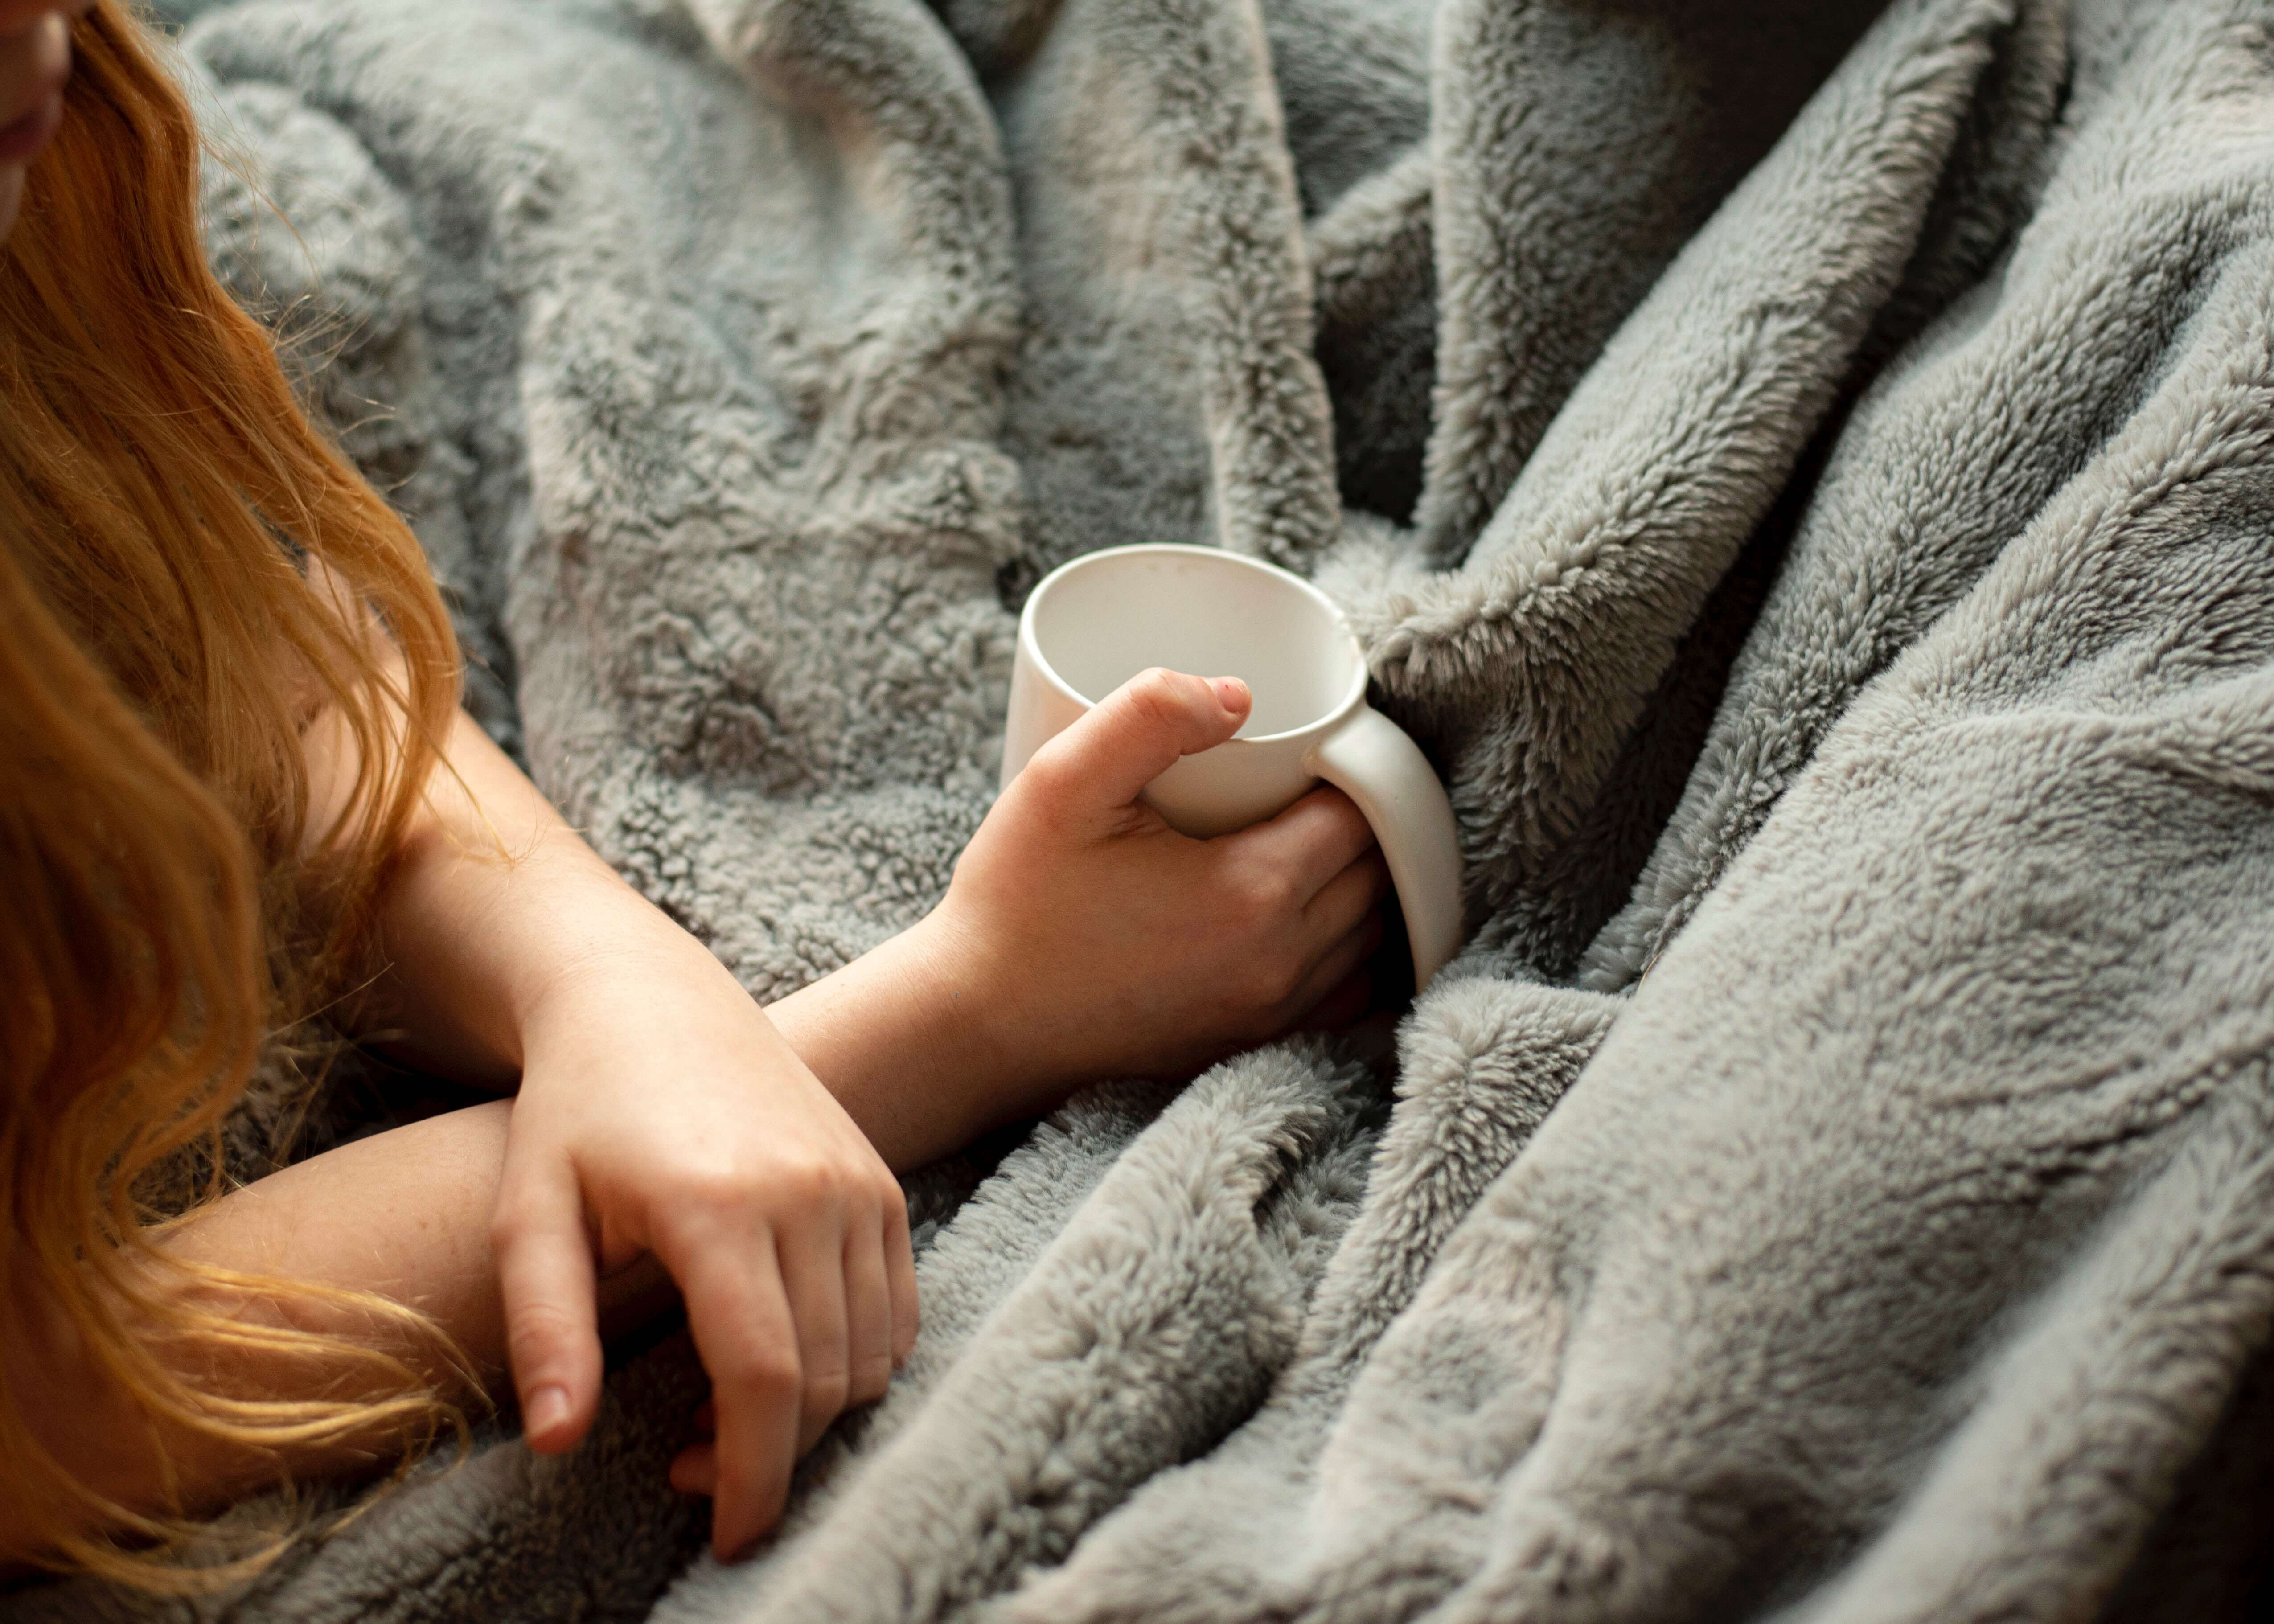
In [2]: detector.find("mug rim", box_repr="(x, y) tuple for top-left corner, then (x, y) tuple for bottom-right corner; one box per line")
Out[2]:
(1019, 544), (1369, 746)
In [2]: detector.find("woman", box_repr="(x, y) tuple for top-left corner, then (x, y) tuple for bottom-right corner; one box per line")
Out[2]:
(0, 0), (1389, 1584)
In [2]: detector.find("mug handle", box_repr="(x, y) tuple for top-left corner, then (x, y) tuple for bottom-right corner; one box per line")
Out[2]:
(1302, 706), (1465, 992)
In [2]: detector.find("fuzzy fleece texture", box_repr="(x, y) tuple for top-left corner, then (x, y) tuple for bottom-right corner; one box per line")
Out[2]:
(14, 0), (2274, 1619)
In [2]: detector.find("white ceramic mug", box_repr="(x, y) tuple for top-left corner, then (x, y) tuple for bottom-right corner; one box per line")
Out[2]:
(1001, 544), (1465, 992)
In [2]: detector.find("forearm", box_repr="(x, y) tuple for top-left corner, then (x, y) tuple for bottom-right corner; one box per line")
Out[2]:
(341, 703), (1170, 1177)
(160, 1101), (521, 1397)
(155, 1102), (674, 1405)
(350, 709), (676, 1083)
(354, 709), (1028, 1170)
(764, 917), (1041, 1172)
(0, 1103), (671, 1558)
(0, 961), (995, 1560)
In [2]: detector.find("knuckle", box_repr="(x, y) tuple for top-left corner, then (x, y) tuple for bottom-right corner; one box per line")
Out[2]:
(489, 1199), (562, 1258)
(488, 1205), (531, 1251)
(803, 1366), (852, 1412)
(1017, 746), (1079, 808)
(848, 1352), (895, 1403)
(1236, 952), (1299, 1011)
(1237, 863), (1300, 919)
(681, 1166), (763, 1222)
(872, 1173), (911, 1221)
(718, 1345), (802, 1398)
(504, 1302), (584, 1368)
(772, 1152), (852, 1210)
(1125, 674), (1182, 730)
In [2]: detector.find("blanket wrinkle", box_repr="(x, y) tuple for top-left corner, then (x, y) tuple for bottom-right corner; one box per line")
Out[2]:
(17, 0), (2274, 1620)
(988, 980), (1622, 1624)
(1411, 0), (1891, 570)
(1256, 0), (1433, 218)
(1336, 0), (2023, 958)
(973, 0), (1341, 578)
(1790, 1077), (2274, 1624)
(666, 1045), (1383, 1624)
(1573, 0), (2216, 995)
(2099, 1323), (2274, 1624)
(1308, 145), (1437, 524)
(922, 0), (1056, 83)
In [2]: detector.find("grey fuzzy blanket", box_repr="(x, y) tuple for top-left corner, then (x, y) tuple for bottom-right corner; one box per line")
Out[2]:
(17, 0), (2274, 1617)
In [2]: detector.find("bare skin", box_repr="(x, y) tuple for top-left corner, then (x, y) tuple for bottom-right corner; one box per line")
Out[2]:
(1, 677), (1384, 1565)
(0, 0), (86, 240)
(0, 0), (1388, 1572)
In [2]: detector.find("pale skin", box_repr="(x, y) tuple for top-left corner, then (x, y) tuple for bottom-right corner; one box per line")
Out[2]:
(0, 0), (1391, 1570)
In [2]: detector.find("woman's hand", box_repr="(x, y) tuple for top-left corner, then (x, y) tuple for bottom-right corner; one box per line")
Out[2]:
(340, 709), (915, 1562)
(450, 669), (1383, 1562)
(327, 671), (1383, 1561)
(768, 668), (1393, 1166)
(491, 924), (915, 1561)
(937, 668), (1390, 1083)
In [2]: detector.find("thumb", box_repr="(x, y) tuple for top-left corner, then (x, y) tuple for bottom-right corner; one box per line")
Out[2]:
(1022, 667), (1251, 814)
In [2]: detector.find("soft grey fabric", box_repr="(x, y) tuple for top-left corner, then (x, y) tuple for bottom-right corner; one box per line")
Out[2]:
(13, 0), (2274, 1618)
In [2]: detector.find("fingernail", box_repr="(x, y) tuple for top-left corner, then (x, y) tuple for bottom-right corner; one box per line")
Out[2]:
(525, 1384), (571, 1439)
(1214, 677), (1250, 712)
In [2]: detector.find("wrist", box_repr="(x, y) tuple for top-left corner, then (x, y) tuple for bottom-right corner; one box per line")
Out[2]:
(353, 705), (752, 1088)
(889, 906), (1023, 1091)
(389, 818), (719, 1077)
(509, 888), (739, 1057)
(764, 905), (1041, 1171)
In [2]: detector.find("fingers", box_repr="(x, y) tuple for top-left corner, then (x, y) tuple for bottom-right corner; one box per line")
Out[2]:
(1231, 786), (1379, 903)
(783, 1173), (909, 1453)
(1288, 910), (1387, 1023)
(670, 1439), (718, 1499)
(1021, 668), (1250, 814)
(883, 1188), (919, 1366)
(664, 1233), (802, 1559)
(669, 1399), (721, 1499)
(781, 1186), (909, 1454)
(839, 1212), (896, 1420)
(655, 1182), (913, 1543)
(491, 1163), (603, 1456)
(663, 1181), (907, 1555)
(776, 1218), (853, 1458)
(1305, 848), (1392, 943)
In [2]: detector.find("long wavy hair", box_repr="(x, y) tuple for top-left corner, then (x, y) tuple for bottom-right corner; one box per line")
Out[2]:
(0, 1), (468, 1586)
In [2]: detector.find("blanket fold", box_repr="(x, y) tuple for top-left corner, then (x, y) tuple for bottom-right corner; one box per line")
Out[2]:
(1333, 0), (2028, 971)
(15, 0), (2274, 1619)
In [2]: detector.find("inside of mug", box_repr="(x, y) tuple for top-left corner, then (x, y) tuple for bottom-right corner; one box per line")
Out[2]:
(1031, 550), (1361, 738)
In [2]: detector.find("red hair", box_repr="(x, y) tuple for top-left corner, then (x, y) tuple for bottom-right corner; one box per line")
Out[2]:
(0, 1), (468, 1585)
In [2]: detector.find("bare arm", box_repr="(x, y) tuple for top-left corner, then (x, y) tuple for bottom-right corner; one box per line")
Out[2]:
(356, 709), (1017, 1172)
(360, 707), (1379, 1169)
(1, 669), (1384, 1569)
(316, 705), (920, 1560)
(0, 1103), (679, 1563)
